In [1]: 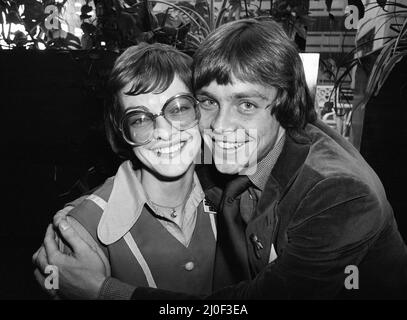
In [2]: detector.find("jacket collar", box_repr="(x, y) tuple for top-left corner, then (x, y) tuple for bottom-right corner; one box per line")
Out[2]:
(257, 125), (312, 212)
(248, 127), (286, 191)
(272, 127), (311, 190)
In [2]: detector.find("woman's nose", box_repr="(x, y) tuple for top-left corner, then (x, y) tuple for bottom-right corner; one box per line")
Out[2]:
(152, 116), (173, 140)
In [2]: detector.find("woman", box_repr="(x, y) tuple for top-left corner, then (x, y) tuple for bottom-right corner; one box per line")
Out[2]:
(55, 43), (217, 295)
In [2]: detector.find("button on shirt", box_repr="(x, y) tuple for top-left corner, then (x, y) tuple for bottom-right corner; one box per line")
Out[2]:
(184, 261), (195, 271)
(239, 130), (286, 224)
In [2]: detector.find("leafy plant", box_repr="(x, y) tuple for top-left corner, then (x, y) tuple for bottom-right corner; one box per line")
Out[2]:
(0, 0), (94, 49)
(0, 0), (311, 51)
(328, 0), (407, 130)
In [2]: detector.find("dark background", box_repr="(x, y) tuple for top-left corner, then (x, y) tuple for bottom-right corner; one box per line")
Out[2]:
(1, 50), (120, 299)
(0, 51), (406, 299)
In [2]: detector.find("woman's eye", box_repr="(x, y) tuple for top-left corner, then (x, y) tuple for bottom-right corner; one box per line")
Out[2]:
(130, 116), (148, 127)
(179, 106), (190, 112)
(130, 118), (143, 126)
(172, 105), (189, 113)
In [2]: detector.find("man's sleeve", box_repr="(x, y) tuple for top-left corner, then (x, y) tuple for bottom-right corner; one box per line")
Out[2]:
(99, 278), (199, 300)
(129, 176), (385, 299)
(98, 278), (137, 300)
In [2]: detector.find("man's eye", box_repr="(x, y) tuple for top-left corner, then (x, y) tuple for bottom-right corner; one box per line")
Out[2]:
(238, 102), (257, 113)
(198, 98), (218, 110)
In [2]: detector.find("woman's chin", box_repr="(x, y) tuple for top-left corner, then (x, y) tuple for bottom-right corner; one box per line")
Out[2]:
(154, 164), (192, 179)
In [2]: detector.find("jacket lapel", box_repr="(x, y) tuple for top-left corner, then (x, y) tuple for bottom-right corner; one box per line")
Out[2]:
(252, 129), (311, 269)
(258, 129), (311, 212)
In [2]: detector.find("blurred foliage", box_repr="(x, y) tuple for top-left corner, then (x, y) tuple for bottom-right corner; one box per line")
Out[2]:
(0, 0), (93, 49)
(321, 0), (407, 136)
(268, 0), (312, 41)
(0, 0), (311, 51)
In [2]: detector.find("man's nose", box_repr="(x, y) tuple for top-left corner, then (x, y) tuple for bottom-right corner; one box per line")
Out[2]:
(152, 116), (173, 140)
(210, 106), (234, 132)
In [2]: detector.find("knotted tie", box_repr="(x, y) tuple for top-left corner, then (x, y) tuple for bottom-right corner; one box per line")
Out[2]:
(213, 175), (253, 289)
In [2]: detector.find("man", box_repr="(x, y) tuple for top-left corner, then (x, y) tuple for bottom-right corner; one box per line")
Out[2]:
(33, 19), (407, 299)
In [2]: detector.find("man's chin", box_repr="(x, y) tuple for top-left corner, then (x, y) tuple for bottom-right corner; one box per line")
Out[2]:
(212, 150), (255, 175)
(214, 162), (245, 175)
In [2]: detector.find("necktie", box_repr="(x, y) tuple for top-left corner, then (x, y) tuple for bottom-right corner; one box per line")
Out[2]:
(213, 175), (253, 289)
(224, 175), (253, 200)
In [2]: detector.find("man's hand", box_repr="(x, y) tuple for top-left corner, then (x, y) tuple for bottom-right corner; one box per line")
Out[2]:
(32, 220), (108, 299)
(53, 206), (73, 227)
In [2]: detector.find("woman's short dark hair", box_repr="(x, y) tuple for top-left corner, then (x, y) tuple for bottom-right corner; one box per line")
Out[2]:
(193, 19), (316, 131)
(105, 43), (193, 162)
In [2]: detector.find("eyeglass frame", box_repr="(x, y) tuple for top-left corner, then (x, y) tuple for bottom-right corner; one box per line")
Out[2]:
(119, 93), (201, 147)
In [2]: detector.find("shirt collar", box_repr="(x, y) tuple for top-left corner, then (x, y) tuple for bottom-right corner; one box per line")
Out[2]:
(98, 161), (204, 245)
(248, 127), (286, 191)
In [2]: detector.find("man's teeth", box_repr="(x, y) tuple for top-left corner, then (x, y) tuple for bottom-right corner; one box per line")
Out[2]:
(216, 141), (244, 149)
(155, 142), (186, 156)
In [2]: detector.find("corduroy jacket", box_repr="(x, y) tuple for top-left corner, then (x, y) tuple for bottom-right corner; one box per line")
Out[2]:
(131, 120), (407, 299)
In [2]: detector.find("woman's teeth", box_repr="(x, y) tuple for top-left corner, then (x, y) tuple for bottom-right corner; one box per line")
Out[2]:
(155, 142), (186, 157)
(216, 141), (244, 150)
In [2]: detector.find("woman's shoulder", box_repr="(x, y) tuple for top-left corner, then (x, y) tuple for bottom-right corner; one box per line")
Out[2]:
(55, 178), (115, 264)
(66, 177), (115, 231)
(87, 176), (115, 202)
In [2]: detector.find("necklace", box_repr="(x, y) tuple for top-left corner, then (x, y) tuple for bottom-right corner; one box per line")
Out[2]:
(149, 199), (185, 218)
(145, 181), (195, 219)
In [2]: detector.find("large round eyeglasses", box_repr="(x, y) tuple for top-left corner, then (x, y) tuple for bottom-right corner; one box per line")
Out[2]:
(120, 93), (200, 146)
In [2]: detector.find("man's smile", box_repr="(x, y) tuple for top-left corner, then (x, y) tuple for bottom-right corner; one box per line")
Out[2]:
(213, 139), (246, 150)
(210, 131), (253, 152)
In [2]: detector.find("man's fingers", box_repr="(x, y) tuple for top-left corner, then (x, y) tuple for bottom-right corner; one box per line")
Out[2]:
(58, 219), (89, 255)
(43, 224), (60, 263)
(53, 206), (74, 227)
(32, 246), (41, 265)
(34, 246), (49, 273)
(34, 268), (58, 298)
(33, 268), (45, 287)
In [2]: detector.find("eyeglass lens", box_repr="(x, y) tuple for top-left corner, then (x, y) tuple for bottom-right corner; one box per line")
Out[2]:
(122, 95), (198, 145)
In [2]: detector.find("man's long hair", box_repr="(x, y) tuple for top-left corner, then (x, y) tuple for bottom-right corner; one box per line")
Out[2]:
(193, 19), (316, 132)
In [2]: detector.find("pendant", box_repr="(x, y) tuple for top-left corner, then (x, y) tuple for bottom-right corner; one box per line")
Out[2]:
(170, 209), (177, 218)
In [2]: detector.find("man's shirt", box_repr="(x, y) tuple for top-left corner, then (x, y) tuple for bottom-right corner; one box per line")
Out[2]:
(240, 130), (286, 224)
